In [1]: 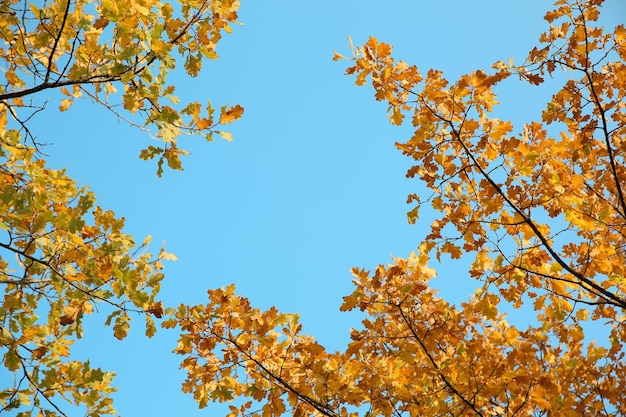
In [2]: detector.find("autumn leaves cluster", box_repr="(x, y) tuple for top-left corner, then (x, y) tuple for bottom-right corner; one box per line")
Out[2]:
(1, 0), (242, 415)
(2, 0), (626, 416)
(171, 1), (626, 415)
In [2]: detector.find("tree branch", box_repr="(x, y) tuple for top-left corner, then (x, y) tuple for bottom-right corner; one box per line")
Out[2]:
(438, 104), (626, 309)
(44, 0), (72, 84)
(394, 302), (486, 417)
(17, 351), (70, 417)
(223, 334), (341, 417)
(0, 241), (145, 314)
(0, 74), (121, 101)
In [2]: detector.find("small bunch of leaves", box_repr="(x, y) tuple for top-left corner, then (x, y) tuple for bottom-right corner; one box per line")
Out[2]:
(166, 284), (353, 417)
(0, 0), (244, 176)
(340, 251), (624, 415)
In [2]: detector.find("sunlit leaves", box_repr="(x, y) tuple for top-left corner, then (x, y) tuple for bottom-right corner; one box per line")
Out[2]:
(0, 138), (172, 415)
(0, 0), (243, 176)
(168, 1), (626, 416)
(341, 0), (626, 309)
(4, 0), (626, 416)
(331, 0), (626, 414)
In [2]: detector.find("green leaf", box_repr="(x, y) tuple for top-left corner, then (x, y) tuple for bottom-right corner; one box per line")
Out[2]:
(145, 315), (156, 338)
(3, 350), (20, 371)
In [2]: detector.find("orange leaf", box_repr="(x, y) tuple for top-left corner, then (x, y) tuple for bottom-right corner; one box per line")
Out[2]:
(196, 118), (212, 129)
(219, 104), (244, 125)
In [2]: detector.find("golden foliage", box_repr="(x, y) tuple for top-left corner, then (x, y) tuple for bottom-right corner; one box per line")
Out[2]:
(169, 1), (626, 416)
(0, 0), (243, 177)
(0, 0), (241, 414)
(3, 0), (626, 416)
(0, 140), (171, 414)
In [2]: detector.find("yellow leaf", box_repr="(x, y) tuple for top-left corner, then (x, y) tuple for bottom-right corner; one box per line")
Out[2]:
(504, 326), (519, 344)
(81, 302), (94, 314)
(5, 69), (23, 87)
(531, 391), (551, 410)
(59, 99), (73, 112)
(332, 51), (347, 61)
(346, 339), (365, 356)
(390, 108), (404, 125)
(216, 131), (233, 141)
(104, 82), (117, 95)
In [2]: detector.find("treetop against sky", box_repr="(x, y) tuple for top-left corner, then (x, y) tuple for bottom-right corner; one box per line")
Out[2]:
(2, 0), (626, 416)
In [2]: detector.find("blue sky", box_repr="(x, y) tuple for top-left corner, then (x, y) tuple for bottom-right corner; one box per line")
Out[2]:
(26, 0), (625, 415)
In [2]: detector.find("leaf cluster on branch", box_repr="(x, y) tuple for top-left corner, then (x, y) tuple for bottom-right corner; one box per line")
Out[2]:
(0, 0), (243, 176)
(170, 0), (626, 416)
(1, 0), (241, 415)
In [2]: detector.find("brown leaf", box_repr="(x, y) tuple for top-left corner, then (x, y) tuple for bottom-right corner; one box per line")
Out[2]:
(59, 305), (79, 325)
(31, 346), (47, 359)
(147, 301), (164, 318)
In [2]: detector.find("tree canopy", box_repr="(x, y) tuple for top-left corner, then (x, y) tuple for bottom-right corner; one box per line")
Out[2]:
(2, 0), (626, 416)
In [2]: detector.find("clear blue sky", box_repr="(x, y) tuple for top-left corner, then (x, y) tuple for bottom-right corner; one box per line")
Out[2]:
(29, 1), (625, 415)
